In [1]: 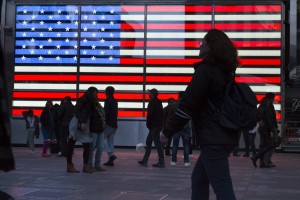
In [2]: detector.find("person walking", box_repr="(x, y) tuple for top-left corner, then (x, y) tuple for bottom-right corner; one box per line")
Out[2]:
(66, 87), (99, 173)
(22, 109), (40, 153)
(162, 29), (239, 199)
(169, 91), (191, 167)
(242, 123), (258, 157)
(102, 86), (118, 166)
(138, 88), (165, 168)
(163, 98), (175, 156)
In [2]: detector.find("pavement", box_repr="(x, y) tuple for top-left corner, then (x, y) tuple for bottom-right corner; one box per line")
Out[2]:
(0, 147), (300, 200)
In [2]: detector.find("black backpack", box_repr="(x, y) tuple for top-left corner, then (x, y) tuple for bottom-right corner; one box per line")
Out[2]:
(209, 74), (258, 130)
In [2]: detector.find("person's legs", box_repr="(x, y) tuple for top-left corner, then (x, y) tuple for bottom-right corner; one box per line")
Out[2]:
(165, 137), (172, 156)
(82, 143), (93, 173)
(105, 127), (117, 158)
(171, 132), (180, 163)
(88, 133), (97, 167)
(151, 128), (164, 166)
(182, 129), (190, 164)
(140, 131), (153, 164)
(197, 145), (236, 200)
(249, 132), (256, 156)
(66, 138), (79, 173)
(28, 128), (35, 152)
(243, 131), (250, 156)
(94, 133), (105, 168)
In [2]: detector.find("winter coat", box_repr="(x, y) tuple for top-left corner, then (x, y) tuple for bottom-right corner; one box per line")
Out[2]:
(104, 96), (118, 128)
(163, 60), (239, 146)
(90, 103), (105, 133)
(58, 101), (75, 125)
(147, 97), (163, 129)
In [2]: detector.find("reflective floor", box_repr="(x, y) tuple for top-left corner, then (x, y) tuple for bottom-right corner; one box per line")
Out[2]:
(1, 147), (300, 200)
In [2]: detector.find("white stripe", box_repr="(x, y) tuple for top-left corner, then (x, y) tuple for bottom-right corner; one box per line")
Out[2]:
(147, 15), (212, 21)
(121, 15), (145, 21)
(13, 100), (143, 109)
(120, 32), (144, 39)
(147, 32), (206, 39)
(79, 84), (143, 91)
(225, 32), (281, 39)
(120, 49), (144, 56)
(15, 66), (77, 73)
(215, 14), (281, 21)
(146, 49), (281, 57)
(80, 66), (143, 73)
(146, 85), (281, 93)
(14, 83), (76, 90)
(147, 67), (280, 75)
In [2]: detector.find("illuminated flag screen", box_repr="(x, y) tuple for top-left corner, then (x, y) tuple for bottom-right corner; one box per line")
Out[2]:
(12, 4), (283, 119)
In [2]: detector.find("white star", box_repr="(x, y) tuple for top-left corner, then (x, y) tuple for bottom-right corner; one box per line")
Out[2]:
(65, 27), (70, 31)
(49, 15), (53, 20)
(40, 9), (44, 14)
(39, 45), (43, 49)
(32, 15), (36, 19)
(39, 33), (44, 37)
(91, 56), (96, 60)
(101, 27), (105, 32)
(31, 27), (35, 31)
(30, 50), (35, 54)
(22, 32), (26, 37)
(92, 45), (96, 49)
(22, 44), (26, 49)
(110, 21), (114, 25)
(100, 38), (105, 43)
(57, 21), (62, 25)
(93, 9), (97, 14)
(66, 15), (70, 20)
(40, 21), (44, 25)
(73, 56), (77, 61)
(83, 27), (88, 31)
(83, 50), (87, 55)
(100, 50), (105, 55)
(74, 45), (78, 49)
(22, 21), (27, 25)
(65, 50), (69, 55)
(101, 15), (105, 20)
(75, 10), (78, 14)
(110, 9), (115, 14)
(109, 45), (113, 49)
(83, 38), (88, 43)
(38, 56), (43, 60)
(58, 9), (62, 14)
(57, 33), (61, 37)
(48, 27), (53, 31)
(56, 45), (61, 49)
(30, 38), (35, 43)
(74, 21), (79, 25)
(109, 56), (113, 60)
(48, 38), (52, 42)
(109, 33), (114, 38)
(48, 50), (52, 55)
(21, 56), (26, 60)
(23, 9), (27, 14)
(92, 33), (96, 37)
(65, 38), (70, 43)
(56, 56), (60, 60)
(92, 21), (97, 25)
(84, 15), (88, 20)
(74, 33), (78, 37)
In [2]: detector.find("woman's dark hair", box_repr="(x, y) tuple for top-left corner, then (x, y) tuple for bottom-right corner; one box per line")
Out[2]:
(203, 29), (239, 71)
(105, 86), (115, 96)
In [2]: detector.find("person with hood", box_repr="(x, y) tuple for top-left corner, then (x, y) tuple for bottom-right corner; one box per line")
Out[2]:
(138, 88), (165, 168)
(66, 87), (99, 173)
(22, 109), (40, 153)
(162, 29), (239, 199)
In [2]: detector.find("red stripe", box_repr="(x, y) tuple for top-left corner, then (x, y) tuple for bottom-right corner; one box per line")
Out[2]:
(215, 23), (281, 30)
(147, 5), (212, 12)
(14, 75), (77, 82)
(120, 41), (144, 47)
(147, 24), (212, 30)
(120, 58), (144, 64)
(276, 112), (281, 120)
(13, 91), (77, 99)
(256, 94), (281, 102)
(146, 76), (192, 83)
(80, 92), (145, 100)
(121, 6), (145, 12)
(121, 23), (144, 30)
(147, 41), (200, 48)
(80, 75), (143, 83)
(235, 77), (281, 84)
(239, 59), (281, 66)
(146, 58), (201, 65)
(233, 41), (281, 48)
(214, 5), (282, 13)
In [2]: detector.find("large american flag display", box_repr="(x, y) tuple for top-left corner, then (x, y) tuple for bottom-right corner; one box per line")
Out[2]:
(13, 4), (282, 119)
